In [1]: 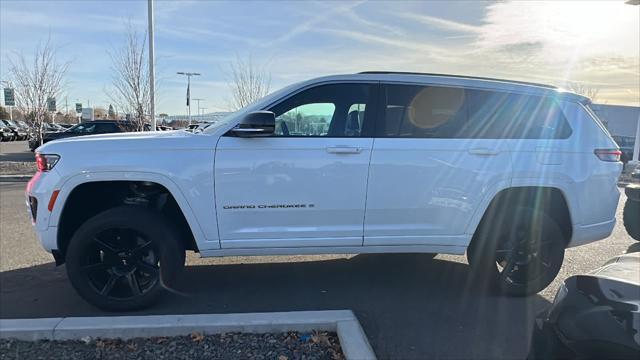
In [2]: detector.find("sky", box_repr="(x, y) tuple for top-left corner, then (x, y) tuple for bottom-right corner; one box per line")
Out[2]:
(1, 0), (639, 115)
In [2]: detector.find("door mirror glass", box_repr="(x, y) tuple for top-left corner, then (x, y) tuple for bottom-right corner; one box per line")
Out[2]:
(232, 111), (275, 137)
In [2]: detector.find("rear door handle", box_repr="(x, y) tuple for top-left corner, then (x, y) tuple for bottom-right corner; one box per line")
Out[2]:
(326, 146), (362, 154)
(468, 148), (499, 156)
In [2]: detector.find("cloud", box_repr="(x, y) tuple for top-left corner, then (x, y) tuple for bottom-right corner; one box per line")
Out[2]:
(262, 1), (365, 47)
(475, 1), (639, 59)
(0, 9), (70, 29)
(399, 13), (482, 34)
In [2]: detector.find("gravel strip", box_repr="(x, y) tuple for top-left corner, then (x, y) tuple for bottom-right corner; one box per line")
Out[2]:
(0, 331), (344, 360)
(0, 162), (35, 176)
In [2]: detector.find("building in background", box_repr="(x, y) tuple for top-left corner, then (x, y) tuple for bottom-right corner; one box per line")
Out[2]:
(591, 104), (640, 166)
(164, 112), (230, 125)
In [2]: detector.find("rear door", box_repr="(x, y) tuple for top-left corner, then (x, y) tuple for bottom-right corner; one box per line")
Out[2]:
(215, 82), (378, 249)
(363, 83), (512, 248)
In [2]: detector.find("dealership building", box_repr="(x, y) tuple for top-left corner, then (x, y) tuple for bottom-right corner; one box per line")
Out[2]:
(591, 103), (640, 165)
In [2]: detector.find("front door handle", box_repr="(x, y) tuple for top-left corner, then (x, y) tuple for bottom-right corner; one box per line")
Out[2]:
(326, 146), (362, 154)
(468, 148), (499, 156)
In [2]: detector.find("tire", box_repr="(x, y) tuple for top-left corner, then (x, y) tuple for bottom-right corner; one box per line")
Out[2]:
(65, 206), (185, 311)
(624, 198), (640, 241)
(467, 206), (566, 296)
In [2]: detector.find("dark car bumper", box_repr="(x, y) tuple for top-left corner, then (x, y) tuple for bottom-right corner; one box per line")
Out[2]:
(528, 254), (640, 359)
(528, 316), (575, 360)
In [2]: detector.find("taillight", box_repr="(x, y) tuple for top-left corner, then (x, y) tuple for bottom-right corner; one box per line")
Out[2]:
(594, 149), (622, 162)
(35, 153), (60, 172)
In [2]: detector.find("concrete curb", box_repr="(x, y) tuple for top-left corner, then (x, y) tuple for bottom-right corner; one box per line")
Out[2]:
(0, 310), (375, 360)
(0, 174), (31, 182)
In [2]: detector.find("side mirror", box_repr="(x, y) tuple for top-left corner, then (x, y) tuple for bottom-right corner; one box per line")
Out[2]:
(232, 111), (275, 137)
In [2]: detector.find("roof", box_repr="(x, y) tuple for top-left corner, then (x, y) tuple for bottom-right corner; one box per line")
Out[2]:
(358, 71), (558, 89)
(294, 72), (590, 103)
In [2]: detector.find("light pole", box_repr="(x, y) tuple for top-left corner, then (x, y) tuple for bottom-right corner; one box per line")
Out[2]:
(632, 114), (640, 166)
(193, 98), (204, 116)
(177, 72), (200, 125)
(148, 0), (157, 131)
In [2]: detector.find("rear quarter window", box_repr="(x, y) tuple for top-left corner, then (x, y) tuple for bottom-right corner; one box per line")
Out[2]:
(464, 90), (572, 139)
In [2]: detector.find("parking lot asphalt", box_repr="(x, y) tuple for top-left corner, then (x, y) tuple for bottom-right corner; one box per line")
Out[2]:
(0, 141), (34, 162)
(0, 181), (637, 359)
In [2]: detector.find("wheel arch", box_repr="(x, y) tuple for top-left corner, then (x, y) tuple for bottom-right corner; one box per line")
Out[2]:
(466, 185), (574, 246)
(52, 172), (210, 263)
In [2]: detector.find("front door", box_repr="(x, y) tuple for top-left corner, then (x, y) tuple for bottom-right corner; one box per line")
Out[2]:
(215, 82), (378, 249)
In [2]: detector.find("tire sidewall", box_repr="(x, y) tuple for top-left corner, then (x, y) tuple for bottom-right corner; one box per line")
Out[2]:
(623, 199), (640, 241)
(468, 206), (566, 296)
(65, 206), (185, 311)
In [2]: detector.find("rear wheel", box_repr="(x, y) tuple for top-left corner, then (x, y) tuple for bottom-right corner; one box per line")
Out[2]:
(65, 206), (185, 311)
(468, 206), (566, 296)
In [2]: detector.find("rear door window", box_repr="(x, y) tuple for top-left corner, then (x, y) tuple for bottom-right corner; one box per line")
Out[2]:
(377, 84), (468, 138)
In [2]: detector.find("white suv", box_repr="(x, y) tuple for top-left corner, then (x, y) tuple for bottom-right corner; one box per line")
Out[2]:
(27, 72), (622, 310)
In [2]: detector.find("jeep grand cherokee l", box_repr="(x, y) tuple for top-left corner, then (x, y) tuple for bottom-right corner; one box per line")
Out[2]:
(26, 72), (622, 310)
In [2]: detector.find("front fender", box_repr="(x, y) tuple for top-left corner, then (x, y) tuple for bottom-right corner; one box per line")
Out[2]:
(51, 171), (217, 251)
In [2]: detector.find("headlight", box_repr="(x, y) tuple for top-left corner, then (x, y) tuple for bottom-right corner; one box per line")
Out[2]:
(35, 153), (60, 172)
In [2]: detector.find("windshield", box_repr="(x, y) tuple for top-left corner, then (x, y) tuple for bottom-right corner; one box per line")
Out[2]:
(67, 123), (96, 133)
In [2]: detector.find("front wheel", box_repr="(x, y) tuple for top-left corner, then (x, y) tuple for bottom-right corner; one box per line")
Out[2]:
(468, 206), (566, 296)
(65, 206), (185, 311)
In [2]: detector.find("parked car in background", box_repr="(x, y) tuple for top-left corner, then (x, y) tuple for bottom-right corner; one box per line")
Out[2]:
(26, 72), (623, 310)
(29, 120), (143, 151)
(0, 121), (14, 141)
(624, 184), (640, 241)
(528, 252), (640, 359)
(16, 120), (31, 134)
(1, 119), (28, 140)
(612, 135), (636, 165)
(43, 123), (62, 132)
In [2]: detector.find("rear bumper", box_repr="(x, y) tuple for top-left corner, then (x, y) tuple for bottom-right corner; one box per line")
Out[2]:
(568, 218), (616, 247)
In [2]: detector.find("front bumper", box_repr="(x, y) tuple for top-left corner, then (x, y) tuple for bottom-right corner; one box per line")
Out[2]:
(25, 170), (63, 252)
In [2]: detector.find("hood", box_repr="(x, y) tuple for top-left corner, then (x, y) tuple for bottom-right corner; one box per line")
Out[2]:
(37, 130), (215, 155)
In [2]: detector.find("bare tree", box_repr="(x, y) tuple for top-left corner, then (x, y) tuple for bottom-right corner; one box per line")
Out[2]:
(565, 81), (600, 103)
(5, 36), (69, 144)
(226, 55), (271, 111)
(106, 23), (151, 131)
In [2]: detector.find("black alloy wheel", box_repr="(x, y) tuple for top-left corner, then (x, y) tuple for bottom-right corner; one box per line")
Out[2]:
(66, 206), (185, 311)
(468, 206), (565, 296)
(81, 228), (160, 300)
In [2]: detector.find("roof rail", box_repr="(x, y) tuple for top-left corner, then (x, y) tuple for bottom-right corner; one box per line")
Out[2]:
(358, 71), (557, 89)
